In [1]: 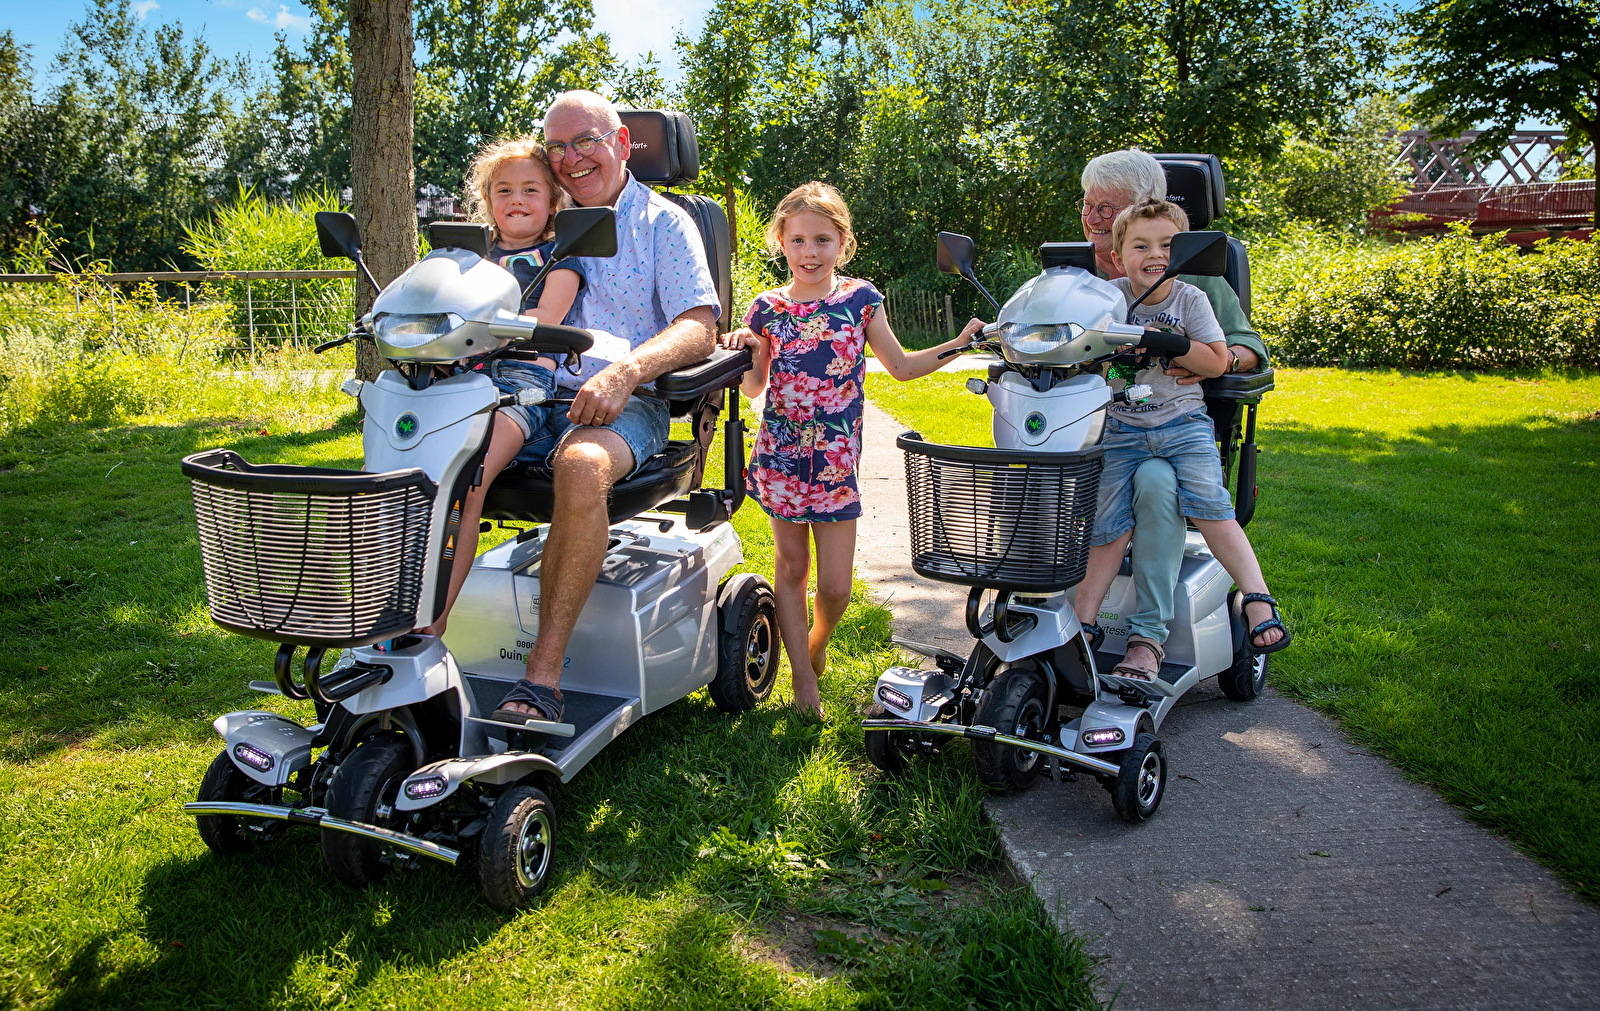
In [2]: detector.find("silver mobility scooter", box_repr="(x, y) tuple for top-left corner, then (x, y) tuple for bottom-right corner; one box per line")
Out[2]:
(864, 156), (1274, 821)
(182, 112), (777, 908)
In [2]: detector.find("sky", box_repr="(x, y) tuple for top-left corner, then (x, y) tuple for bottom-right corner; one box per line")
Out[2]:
(5, 0), (715, 83)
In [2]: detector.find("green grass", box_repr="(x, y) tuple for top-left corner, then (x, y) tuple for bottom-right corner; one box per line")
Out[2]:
(0, 380), (1099, 1009)
(868, 367), (1600, 901)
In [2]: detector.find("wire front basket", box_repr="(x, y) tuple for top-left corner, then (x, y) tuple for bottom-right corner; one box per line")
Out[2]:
(899, 432), (1102, 593)
(182, 449), (438, 647)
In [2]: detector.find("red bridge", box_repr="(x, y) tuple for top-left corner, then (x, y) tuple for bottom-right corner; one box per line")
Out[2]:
(1371, 130), (1594, 243)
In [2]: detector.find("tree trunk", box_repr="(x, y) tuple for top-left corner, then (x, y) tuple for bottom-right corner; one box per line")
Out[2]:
(349, 0), (416, 382)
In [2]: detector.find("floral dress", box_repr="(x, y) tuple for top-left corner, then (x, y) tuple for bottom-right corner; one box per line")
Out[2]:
(744, 277), (882, 522)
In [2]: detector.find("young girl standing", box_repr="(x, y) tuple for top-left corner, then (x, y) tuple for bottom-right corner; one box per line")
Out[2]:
(419, 136), (586, 638)
(723, 182), (982, 717)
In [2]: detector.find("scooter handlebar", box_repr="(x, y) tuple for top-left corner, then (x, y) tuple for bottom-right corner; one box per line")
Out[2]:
(1138, 329), (1191, 359)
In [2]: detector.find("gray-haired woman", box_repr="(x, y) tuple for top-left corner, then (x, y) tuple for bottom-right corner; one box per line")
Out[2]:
(1076, 148), (1272, 678)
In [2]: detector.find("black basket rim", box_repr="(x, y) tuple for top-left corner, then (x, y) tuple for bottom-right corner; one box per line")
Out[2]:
(182, 449), (434, 496)
(897, 431), (1104, 465)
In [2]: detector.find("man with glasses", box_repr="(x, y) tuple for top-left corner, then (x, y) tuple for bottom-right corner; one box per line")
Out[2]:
(491, 90), (720, 725)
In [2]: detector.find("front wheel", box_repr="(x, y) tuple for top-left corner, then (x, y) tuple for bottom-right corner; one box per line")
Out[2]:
(478, 786), (557, 910)
(710, 577), (779, 712)
(1110, 733), (1165, 823)
(321, 736), (413, 888)
(195, 749), (283, 855)
(862, 703), (909, 774)
(971, 667), (1049, 793)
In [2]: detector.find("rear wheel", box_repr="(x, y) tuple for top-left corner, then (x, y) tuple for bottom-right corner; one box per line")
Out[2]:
(195, 750), (283, 855)
(1110, 733), (1165, 823)
(1218, 648), (1268, 701)
(972, 667), (1049, 793)
(710, 577), (779, 712)
(478, 786), (557, 910)
(321, 736), (413, 888)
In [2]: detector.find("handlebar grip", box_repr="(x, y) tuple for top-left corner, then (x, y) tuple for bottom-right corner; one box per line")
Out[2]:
(1140, 330), (1190, 358)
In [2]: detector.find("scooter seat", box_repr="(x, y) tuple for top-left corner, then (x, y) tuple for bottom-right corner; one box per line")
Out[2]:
(482, 438), (700, 524)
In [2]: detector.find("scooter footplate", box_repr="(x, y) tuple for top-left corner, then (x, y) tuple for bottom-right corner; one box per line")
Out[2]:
(1094, 652), (1190, 690)
(464, 676), (633, 754)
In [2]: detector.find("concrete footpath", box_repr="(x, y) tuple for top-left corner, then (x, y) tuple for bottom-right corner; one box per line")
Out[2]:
(852, 391), (1600, 1010)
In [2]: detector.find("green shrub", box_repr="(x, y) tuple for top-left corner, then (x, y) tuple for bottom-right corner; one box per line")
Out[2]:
(181, 187), (355, 349)
(1251, 225), (1597, 368)
(0, 272), (235, 436)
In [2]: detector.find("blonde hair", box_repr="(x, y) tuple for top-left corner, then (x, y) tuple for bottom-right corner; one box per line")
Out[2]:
(1111, 198), (1190, 254)
(764, 181), (858, 267)
(462, 135), (566, 244)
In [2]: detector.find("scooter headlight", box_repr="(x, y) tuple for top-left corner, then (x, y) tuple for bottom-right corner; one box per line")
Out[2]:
(372, 312), (465, 349)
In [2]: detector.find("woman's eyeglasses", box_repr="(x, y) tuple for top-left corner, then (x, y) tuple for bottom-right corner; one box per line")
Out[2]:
(542, 127), (620, 162)
(1079, 199), (1125, 220)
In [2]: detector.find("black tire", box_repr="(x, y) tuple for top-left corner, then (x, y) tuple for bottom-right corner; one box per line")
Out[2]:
(1218, 648), (1269, 701)
(195, 749), (282, 855)
(321, 736), (413, 888)
(971, 667), (1049, 793)
(478, 786), (557, 910)
(1111, 733), (1166, 823)
(710, 577), (779, 713)
(862, 703), (909, 774)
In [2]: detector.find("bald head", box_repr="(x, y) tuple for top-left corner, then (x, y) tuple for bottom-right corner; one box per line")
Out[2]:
(543, 90), (630, 207)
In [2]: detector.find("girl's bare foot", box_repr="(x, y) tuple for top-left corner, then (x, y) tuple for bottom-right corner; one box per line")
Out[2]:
(808, 641), (828, 680)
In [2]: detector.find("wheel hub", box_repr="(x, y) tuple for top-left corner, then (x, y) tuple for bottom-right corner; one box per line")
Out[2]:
(515, 808), (554, 888)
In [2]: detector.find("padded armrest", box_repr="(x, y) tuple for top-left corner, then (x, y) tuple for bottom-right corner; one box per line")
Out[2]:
(654, 347), (752, 399)
(1204, 367), (1275, 401)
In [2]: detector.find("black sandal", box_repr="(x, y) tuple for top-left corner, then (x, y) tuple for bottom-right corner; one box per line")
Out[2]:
(1081, 622), (1105, 652)
(1241, 593), (1292, 655)
(491, 679), (565, 725)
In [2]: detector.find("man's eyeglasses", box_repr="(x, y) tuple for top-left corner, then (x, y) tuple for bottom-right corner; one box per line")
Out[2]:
(543, 127), (620, 162)
(1079, 198), (1125, 220)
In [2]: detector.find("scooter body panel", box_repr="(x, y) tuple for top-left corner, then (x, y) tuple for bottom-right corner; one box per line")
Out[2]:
(1081, 530), (1235, 677)
(988, 372), (1109, 452)
(446, 517), (742, 716)
(214, 711), (315, 787)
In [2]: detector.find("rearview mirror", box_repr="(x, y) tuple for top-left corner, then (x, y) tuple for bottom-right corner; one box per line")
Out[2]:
(936, 231), (976, 277)
(1165, 231), (1228, 278)
(315, 212), (362, 261)
(550, 207), (618, 260)
(426, 222), (493, 258)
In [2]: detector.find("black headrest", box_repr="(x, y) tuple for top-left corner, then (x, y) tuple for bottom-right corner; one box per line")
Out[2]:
(619, 110), (700, 188)
(1155, 154), (1226, 229)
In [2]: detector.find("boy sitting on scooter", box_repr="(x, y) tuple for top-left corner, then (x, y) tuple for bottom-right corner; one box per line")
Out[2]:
(1070, 199), (1290, 680)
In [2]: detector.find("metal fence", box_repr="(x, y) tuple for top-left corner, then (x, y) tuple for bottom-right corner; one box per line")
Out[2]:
(0, 269), (358, 357)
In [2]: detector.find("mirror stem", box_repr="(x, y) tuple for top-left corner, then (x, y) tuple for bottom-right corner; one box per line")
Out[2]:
(352, 252), (382, 298)
(964, 271), (1002, 314)
(1123, 268), (1175, 323)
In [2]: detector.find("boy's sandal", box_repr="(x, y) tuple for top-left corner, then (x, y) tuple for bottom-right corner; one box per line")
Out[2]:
(491, 680), (565, 725)
(1241, 593), (1293, 656)
(1110, 635), (1164, 682)
(1081, 622), (1106, 652)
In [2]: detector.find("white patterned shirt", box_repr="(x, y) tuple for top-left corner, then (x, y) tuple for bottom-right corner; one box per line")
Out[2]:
(563, 173), (720, 390)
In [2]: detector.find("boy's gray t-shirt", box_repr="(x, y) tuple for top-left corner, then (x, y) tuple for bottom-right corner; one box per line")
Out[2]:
(1107, 278), (1225, 428)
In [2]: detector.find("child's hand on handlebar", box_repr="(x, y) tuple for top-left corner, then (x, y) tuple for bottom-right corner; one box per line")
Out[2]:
(958, 317), (989, 342)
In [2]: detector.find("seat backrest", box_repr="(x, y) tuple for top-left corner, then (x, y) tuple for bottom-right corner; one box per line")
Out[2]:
(618, 110), (733, 331)
(1155, 153), (1250, 314)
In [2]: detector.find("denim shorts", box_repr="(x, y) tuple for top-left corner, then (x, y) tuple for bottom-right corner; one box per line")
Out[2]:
(484, 360), (670, 477)
(1091, 410), (1234, 545)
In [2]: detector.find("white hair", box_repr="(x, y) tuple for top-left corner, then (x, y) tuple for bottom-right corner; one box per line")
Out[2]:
(1081, 149), (1166, 202)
